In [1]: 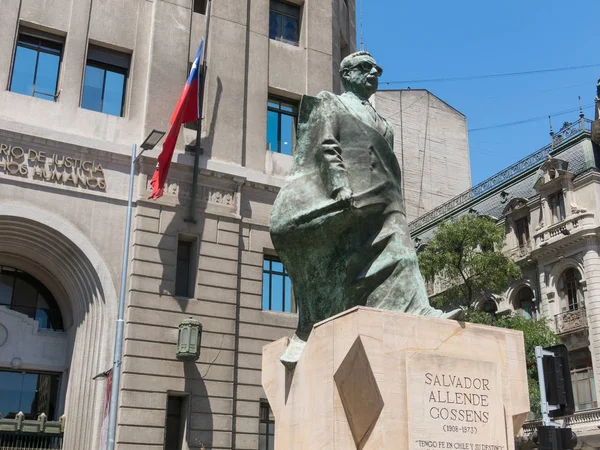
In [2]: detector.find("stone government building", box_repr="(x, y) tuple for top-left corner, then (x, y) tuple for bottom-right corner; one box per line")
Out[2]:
(411, 111), (600, 448)
(0, 1), (471, 449)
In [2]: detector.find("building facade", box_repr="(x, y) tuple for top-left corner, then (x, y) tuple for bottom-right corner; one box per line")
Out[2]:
(374, 89), (472, 223)
(411, 113), (600, 449)
(0, 1), (472, 449)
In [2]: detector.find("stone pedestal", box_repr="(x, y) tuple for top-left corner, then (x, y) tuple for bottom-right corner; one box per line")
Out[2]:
(262, 307), (529, 450)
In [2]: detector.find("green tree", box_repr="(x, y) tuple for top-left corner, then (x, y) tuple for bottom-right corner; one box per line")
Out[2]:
(417, 214), (559, 415)
(418, 214), (522, 309)
(465, 310), (560, 415)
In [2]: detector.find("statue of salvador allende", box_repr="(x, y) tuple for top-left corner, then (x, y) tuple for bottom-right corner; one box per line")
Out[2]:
(270, 51), (462, 368)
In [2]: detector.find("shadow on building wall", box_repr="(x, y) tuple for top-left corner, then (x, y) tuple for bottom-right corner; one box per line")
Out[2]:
(184, 361), (213, 449)
(153, 76), (227, 449)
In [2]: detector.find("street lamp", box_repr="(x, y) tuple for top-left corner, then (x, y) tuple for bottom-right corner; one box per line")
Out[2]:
(140, 129), (166, 150)
(106, 130), (165, 450)
(176, 317), (203, 361)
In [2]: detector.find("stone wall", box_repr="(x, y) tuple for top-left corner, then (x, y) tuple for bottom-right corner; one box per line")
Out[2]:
(373, 90), (472, 223)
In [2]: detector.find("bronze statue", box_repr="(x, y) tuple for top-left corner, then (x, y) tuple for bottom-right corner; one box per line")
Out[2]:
(270, 51), (461, 367)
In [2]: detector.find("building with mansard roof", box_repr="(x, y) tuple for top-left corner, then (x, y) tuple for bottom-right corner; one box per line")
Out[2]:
(411, 109), (600, 449)
(0, 1), (475, 449)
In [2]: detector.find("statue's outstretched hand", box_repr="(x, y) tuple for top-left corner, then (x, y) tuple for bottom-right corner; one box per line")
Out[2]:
(334, 187), (353, 207)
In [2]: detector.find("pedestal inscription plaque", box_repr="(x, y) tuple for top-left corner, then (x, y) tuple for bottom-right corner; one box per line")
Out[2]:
(407, 353), (507, 450)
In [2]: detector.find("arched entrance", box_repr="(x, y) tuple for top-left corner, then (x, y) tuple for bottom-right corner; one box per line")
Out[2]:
(0, 202), (118, 450)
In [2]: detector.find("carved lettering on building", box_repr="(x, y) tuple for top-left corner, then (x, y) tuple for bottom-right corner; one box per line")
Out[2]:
(0, 142), (106, 190)
(148, 179), (235, 207)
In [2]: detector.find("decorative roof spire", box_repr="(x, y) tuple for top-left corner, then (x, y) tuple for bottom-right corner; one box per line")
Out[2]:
(579, 96), (584, 119)
(596, 78), (600, 121)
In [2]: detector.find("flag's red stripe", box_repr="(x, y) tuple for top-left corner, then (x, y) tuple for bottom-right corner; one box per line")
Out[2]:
(149, 41), (203, 200)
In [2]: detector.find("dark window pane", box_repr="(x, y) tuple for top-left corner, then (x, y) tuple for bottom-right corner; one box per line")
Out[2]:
(10, 46), (37, 96)
(259, 402), (275, 450)
(102, 70), (125, 116)
(165, 396), (184, 450)
(0, 273), (13, 305)
(34, 51), (60, 98)
(0, 372), (24, 418)
(193, 0), (207, 14)
(20, 373), (39, 418)
(13, 278), (38, 309)
(269, 12), (281, 40)
(0, 267), (63, 330)
(282, 16), (299, 42)
(82, 65), (105, 112)
(176, 240), (193, 297)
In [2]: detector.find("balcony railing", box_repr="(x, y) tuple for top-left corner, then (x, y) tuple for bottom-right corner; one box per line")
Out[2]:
(0, 413), (64, 450)
(533, 212), (595, 249)
(409, 118), (592, 234)
(522, 407), (600, 435)
(555, 307), (588, 334)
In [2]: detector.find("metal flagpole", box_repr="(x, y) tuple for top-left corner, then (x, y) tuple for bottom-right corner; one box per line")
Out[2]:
(105, 131), (163, 449)
(106, 143), (136, 450)
(187, 0), (212, 223)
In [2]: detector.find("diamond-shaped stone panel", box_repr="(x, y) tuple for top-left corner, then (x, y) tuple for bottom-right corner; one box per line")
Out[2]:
(334, 336), (384, 449)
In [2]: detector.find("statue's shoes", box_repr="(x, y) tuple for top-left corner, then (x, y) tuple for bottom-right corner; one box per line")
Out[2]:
(419, 305), (464, 321)
(280, 334), (307, 370)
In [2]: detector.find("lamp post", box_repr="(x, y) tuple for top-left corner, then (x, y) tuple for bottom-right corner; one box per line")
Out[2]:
(176, 317), (203, 361)
(106, 129), (165, 450)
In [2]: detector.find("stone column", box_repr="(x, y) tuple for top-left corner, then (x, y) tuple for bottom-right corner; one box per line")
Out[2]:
(582, 243), (600, 401)
(537, 261), (554, 322)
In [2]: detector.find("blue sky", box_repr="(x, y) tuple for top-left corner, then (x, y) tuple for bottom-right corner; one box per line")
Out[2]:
(361, 0), (600, 185)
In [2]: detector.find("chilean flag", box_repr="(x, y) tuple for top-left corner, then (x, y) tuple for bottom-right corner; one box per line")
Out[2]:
(149, 39), (204, 199)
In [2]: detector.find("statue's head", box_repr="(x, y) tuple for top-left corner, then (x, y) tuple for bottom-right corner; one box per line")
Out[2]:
(340, 51), (383, 99)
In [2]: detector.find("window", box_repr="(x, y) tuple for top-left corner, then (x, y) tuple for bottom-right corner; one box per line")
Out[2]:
(164, 395), (188, 450)
(193, 0), (207, 14)
(514, 216), (530, 248)
(557, 268), (584, 312)
(175, 237), (197, 298)
(259, 402), (275, 450)
(0, 266), (63, 331)
(267, 97), (298, 155)
(0, 370), (60, 419)
(269, 0), (301, 45)
(81, 45), (130, 116)
(9, 28), (63, 101)
(514, 287), (534, 319)
(569, 349), (597, 411)
(548, 191), (565, 224)
(262, 255), (293, 312)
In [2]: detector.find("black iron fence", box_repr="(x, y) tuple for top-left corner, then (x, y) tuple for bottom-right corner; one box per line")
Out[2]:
(0, 433), (63, 450)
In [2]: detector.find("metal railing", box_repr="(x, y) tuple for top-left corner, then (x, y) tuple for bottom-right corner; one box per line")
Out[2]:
(522, 407), (600, 435)
(409, 118), (592, 234)
(0, 413), (64, 450)
(555, 307), (588, 334)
